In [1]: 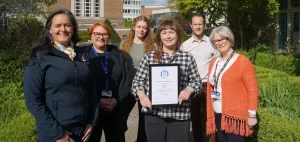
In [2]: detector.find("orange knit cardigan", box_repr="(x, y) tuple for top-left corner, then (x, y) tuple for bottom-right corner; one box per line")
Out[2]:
(206, 54), (259, 136)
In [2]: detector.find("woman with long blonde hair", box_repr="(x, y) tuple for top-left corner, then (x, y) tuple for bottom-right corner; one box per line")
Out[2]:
(120, 16), (154, 142)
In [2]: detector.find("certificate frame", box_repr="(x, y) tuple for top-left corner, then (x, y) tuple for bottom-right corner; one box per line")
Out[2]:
(149, 64), (180, 106)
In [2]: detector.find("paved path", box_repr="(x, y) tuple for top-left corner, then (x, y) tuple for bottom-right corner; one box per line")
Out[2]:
(100, 104), (197, 142)
(100, 103), (139, 142)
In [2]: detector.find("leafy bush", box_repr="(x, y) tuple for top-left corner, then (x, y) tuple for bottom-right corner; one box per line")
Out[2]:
(0, 48), (29, 106)
(255, 66), (300, 121)
(0, 110), (37, 142)
(236, 44), (300, 76)
(78, 30), (90, 42)
(246, 108), (300, 142)
(124, 19), (133, 28)
(0, 100), (27, 128)
(104, 19), (121, 44)
(0, 16), (43, 49)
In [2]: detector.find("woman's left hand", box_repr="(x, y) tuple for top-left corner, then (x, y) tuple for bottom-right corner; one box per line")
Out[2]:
(178, 88), (193, 104)
(106, 98), (117, 111)
(81, 124), (93, 142)
(248, 117), (257, 129)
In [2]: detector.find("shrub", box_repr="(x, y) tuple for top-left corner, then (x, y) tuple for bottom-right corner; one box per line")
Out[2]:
(255, 66), (300, 121)
(0, 16), (43, 49)
(124, 19), (132, 28)
(78, 30), (90, 42)
(237, 44), (300, 76)
(0, 100), (27, 128)
(0, 111), (37, 141)
(0, 48), (29, 106)
(104, 19), (121, 44)
(246, 108), (300, 141)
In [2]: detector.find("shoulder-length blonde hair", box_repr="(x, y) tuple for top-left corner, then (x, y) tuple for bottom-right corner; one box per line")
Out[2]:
(121, 16), (154, 54)
(154, 20), (183, 63)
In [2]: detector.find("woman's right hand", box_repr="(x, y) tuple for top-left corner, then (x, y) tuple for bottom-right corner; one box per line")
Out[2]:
(99, 98), (111, 111)
(137, 91), (152, 109)
(56, 131), (73, 142)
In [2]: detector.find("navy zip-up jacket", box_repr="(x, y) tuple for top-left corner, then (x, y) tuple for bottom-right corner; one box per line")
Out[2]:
(81, 44), (129, 103)
(23, 45), (99, 139)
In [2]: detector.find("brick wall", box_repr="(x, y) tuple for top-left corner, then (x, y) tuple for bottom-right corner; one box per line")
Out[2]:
(104, 0), (123, 19)
(48, 0), (71, 12)
(141, 7), (166, 18)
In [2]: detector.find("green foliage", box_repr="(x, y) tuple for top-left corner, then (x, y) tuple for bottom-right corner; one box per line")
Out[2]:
(246, 108), (300, 141)
(0, 16), (44, 49)
(1, 0), (57, 17)
(255, 66), (300, 121)
(124, 19), (133, 28)
(171, 0), (280, 50)
(0, 106), (37, 142)
(236, 45), (300, 76)
(0, 48), (29, 88)
(0, 100), (27, 128)
(78, 30), (90, 42)
(104, 19), (121, 44)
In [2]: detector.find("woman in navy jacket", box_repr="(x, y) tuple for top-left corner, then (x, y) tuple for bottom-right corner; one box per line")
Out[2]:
(23, 9), (98, 142)
(84, 22), (129, 142)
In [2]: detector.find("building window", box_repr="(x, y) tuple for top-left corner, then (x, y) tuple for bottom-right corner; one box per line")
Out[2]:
(94, 0), (100, 17)
(292, 12), (299, 32)
(291, 0), (300, 8)
(74, 0), (82, 17)
(74, 0), (101, 18)
(279, 0), (287, 10)
(279, 13), (287, 49)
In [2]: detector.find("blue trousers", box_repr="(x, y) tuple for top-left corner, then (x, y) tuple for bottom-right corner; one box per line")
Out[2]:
(37, 123), (85, 142)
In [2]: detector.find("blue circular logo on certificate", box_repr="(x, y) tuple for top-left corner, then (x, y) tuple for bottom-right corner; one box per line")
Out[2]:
(161, 70), (169, 78)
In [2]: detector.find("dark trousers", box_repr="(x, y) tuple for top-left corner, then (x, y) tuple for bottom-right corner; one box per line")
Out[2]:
(37, 123), (85, 142)
(89, 108), (124, 142)
(190, 82), (217, 142)
(137, 100), (147, 142)
(144, 114), (190, 142)
(121, 94), (137, 132)
(215, 113), (244, 142)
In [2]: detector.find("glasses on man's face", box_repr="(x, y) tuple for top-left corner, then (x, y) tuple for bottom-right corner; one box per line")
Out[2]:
(93, 32), (109, 38)
(212, 37), (228, 45)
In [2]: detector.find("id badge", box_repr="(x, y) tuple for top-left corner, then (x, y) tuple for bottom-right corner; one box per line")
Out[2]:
(211, 91), (220, 99)
(101, 90), (112, 97)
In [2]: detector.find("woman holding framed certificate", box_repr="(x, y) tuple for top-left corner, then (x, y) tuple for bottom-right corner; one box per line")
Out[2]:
(131, 20), (202, 142)
(206, 26), (259, 142)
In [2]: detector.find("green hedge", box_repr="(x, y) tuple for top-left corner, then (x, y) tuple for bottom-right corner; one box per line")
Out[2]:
(247, 108), (300, 141)
(0, 100), (37, 141)
(104, 19), (121, 44)
(236, 45), (300, 76)
(0, 48), (28, 104)
(78, 30), (90, 42)
(255, 66), (300, 121)
(0, 47), (299, 141)
(0, 105), (37, 142)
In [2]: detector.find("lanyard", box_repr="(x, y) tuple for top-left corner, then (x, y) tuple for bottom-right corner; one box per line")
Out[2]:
(92, 47), (109, 89)
(213, 50), (235, 91)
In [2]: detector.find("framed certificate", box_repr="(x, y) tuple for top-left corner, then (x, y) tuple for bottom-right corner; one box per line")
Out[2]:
(149, 64), (180, 105)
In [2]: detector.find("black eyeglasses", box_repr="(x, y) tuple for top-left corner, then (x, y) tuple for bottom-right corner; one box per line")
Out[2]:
(92, 32), (109, 38)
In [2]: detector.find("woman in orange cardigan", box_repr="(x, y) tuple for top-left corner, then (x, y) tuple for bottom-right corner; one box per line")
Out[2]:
(206, 26), (259, 142)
